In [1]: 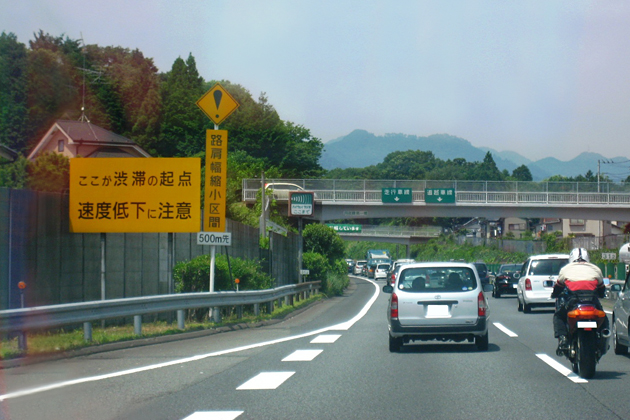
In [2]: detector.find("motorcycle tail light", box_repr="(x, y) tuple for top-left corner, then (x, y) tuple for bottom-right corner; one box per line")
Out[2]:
(567, 306), (606, 319)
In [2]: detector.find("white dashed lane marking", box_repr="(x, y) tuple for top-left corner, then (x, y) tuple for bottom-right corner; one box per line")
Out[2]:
(182, 411), (243, 420)
(536, 354), (588, 383)
(311, 334), (341, 343)
(493, 322), (518, 337)
(282, 350), (323, 362)
(236, 372), (295, 390)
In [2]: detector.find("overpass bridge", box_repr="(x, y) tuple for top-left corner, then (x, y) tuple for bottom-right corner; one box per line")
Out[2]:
(329, 224), (442, 244)
(243, 178), (630, 221)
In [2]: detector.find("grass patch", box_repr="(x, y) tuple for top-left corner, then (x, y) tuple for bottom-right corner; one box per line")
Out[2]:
(0, 294), (323, 361)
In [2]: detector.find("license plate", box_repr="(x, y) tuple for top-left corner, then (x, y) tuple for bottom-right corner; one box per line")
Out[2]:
(426, 305), (450, 318)
(577, 321), (597, 328)
(543, 280), (554, 287)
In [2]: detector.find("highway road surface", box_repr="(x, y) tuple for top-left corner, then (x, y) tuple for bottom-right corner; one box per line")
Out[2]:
(1, 276), (630, 420)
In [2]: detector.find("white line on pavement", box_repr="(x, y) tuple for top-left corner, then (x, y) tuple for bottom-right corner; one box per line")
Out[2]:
(311, 334), (341, 344)
(182, 411), (243, 420)
(282, 349), (323, 362)
(0, 280), (380, 401)
(536, 354), (588, 383)
(236, 372), (295, 390)
(493, 322), (518, 337)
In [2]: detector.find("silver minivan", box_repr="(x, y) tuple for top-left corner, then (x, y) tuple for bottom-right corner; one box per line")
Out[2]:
(382, 262), (490, 352)
(516, 253), (569, 313)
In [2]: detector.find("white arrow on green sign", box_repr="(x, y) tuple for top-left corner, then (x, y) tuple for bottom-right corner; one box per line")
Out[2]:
(425, 188), (455, 204)
(382, 188), (412, 203)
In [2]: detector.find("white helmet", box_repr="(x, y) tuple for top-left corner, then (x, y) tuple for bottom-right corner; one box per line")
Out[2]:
(569, 248), (589, 263)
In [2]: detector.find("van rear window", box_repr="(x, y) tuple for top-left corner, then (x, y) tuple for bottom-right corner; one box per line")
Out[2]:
(528, 259), (568, 276)
(397, 267), (477, 292)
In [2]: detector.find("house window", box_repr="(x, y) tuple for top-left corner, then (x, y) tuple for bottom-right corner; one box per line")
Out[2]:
(569, 219), (585, 226)
(508, 224), (526, 231)
(58, 140), (64, 152)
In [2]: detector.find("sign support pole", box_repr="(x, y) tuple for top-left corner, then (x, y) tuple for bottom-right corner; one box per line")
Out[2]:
(209, 122), (220, 322)
(298, 217), (303, 283)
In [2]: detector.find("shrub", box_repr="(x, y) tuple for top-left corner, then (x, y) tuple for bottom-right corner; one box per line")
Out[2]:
(174, 254), (273, 293)
(324, 271), (349, 296)
(302, 252), (329, 281)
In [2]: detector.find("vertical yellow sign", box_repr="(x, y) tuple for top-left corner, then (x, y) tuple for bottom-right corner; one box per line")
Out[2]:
(204, 130), (228, 232)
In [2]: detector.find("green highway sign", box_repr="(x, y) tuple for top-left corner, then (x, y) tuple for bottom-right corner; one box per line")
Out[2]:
(425, 188), (456, 204)
(289, 191), (314, 216)
(327, 224), (362, 233)
(381, 188), (412, 203)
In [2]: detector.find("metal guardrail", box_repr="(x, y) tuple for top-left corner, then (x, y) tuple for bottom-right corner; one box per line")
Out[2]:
(244, 179), (630, 206)
(0, 282), (321, 349)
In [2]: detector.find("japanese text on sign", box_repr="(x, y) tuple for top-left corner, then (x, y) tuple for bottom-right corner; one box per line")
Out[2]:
(204, 130), (228, 232)
(425, 188), (456, 204)
(381, 188), (412, 203)
(70, 158), (201, 232)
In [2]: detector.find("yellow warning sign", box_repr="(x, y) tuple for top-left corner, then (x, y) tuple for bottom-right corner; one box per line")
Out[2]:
(196, 83), (240, 125)
(69, 158), (201, 233)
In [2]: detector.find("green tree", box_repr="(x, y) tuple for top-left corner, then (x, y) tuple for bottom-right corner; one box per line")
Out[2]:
(303, 223), (346, 264)
(0, 155), (28, 188)
(512, 164), (533, 181)
(158, 54), (206, 157)
(0, 32), (29, 152)
(473, 151), (503, 181)
(376, 150), (436, 179)
(27, 152), (69, 192)
(26, 34), (78, 151)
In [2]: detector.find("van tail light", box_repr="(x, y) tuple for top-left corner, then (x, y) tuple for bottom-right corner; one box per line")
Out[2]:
(478, 291), (487, 317)
(391, 293), (399, 320)
(525, 278), (532, 291)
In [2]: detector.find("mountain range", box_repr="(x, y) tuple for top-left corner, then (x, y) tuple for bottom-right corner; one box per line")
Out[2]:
(320, 130), (628, 182)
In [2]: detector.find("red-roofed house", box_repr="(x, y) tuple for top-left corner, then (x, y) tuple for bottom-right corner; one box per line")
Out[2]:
(27, 120), (151, 161)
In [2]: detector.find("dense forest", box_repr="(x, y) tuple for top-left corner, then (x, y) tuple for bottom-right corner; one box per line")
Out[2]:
(0, 31), (608, 228)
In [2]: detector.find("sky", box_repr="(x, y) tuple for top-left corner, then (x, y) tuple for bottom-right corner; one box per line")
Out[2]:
(2, 0), (630, 162)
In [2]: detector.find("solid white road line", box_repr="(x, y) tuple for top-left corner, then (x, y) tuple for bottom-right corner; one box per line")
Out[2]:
(493, 322), (518, 337)
(282, 350), (323, 362)
(0, 280), (380, 402)
(182, 411), (243, 420)
(536, 354), (588, 383)
(310, 334), (341, 344)
(236, 372), (295, 390)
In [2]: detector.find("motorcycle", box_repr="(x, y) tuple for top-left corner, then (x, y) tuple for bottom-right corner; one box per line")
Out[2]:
(558, 289), (610, 379)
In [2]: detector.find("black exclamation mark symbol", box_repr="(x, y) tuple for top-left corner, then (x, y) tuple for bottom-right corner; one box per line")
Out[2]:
(213, 90), (222, 119)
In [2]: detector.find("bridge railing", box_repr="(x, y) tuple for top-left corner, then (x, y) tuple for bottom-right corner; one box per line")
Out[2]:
(244, 179), (630, 205)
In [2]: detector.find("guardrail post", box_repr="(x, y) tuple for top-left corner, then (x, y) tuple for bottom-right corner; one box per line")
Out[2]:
(285, 295), (290, 306)
(84, 322), (92, 342)
(237, 305), (243, 319)
(17, 332), (27, 352)
(134, 315), (142, 336)
(267, 301), (273, 314)
(213, 307), (222, 323)
(254, 303), (260, 316)
(177, 310), (185, 330)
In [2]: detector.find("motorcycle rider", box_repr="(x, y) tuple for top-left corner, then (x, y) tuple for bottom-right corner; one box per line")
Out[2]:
(551, 248), (609, 355)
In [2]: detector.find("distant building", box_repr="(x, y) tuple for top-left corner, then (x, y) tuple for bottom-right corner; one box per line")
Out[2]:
(27, 120), (151, 161)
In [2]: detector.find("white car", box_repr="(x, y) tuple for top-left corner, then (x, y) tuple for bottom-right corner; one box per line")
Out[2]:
(264, 182), (305, 200)
(374, 263), (391, 280)
(383, 262), (490, 352)
(516, 253), (569, 313)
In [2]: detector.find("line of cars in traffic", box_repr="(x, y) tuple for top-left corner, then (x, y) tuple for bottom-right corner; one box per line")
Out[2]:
(348, 249), (630, 358)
